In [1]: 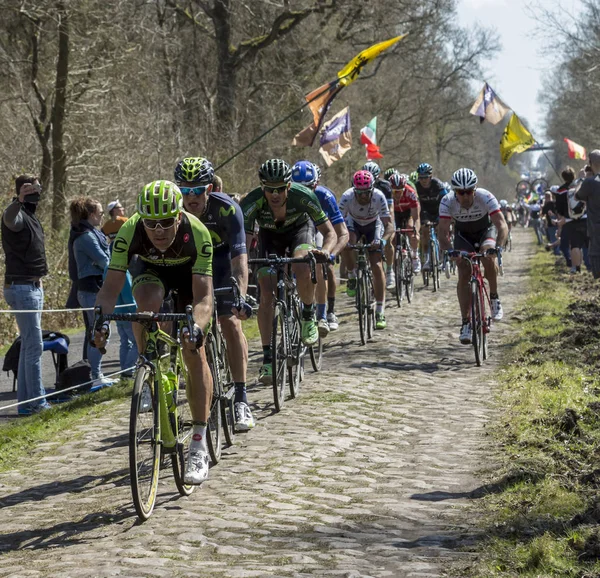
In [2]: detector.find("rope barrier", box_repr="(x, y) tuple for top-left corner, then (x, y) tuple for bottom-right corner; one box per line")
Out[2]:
(0, 302), (136, 314)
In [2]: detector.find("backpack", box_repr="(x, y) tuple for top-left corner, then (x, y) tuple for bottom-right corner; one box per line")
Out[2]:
(568, 184), (586, 220)
(56, 360), (92, 394)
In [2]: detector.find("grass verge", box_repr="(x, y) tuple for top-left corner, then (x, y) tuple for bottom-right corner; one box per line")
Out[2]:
(469, 250), (600, 576)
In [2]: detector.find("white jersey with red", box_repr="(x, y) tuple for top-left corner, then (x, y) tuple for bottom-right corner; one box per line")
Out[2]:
(439, 188), (501, 234)
(339, 188), (390, 226)
(393, 184), (419, 213)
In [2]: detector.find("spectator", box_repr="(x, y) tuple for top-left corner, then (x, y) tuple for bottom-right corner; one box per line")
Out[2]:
(576, 149), (600, 279)
(527, 198), (544, 244)
(1, 174), (50, 415)
(542, 190), (560, 255)
(109, 266), (138, 378)
(555, 167), (576, 267)
(101, 200), (127, 242)
(70, 197), (113, 386)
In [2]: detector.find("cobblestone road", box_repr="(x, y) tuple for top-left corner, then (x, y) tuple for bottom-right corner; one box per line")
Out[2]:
(0, 230), (533, 578)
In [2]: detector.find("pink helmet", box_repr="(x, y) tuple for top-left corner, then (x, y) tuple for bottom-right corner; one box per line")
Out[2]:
(352, 170), (374, 191)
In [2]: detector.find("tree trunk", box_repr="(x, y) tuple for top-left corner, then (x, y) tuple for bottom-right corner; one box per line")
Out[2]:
(51, 2), (70, 231)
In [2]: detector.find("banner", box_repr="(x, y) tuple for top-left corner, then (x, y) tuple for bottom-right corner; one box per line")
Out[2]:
(499, 113), (535, 165)
(470, 82), (510, 125)
(337, 34), (408, 87)
(319, 107), (352, 166)
(564, 137), (587, 160)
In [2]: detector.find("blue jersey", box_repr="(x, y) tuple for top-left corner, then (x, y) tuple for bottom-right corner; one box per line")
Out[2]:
(314, 185), (344, 226)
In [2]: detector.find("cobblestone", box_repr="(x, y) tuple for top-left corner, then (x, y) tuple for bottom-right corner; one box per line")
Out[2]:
(0, 230), (533, 577)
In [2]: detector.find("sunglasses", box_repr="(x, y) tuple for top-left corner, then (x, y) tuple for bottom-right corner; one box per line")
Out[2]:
(353, 188), (373, 195)
(180, 184), (212, 196)
(263, 184), (289, 194)
(418, 175), (432, 180)
(143, 217), (177, 230)
(455, 188), (475, 196)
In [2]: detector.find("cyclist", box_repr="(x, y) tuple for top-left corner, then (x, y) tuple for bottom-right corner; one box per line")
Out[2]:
(175, 157), (254, 432)
(363, 161), (395, 290)
(94, 180), (215, 485)
(384, 167), (398, 181)
(414, 162), (449, 271)
(240, 159), (336, 384)
(499, 199), (515, 248)
(340, 170), (394, 329)
(291, 160), (349, 335)
(389, 172), (421, 273)
(437, 168), (508, 344)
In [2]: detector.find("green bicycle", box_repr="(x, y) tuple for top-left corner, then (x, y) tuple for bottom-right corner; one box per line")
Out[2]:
(93, 305), (196, 521)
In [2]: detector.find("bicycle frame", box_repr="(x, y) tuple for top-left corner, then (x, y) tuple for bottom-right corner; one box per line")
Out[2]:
(347, 240), (377, 344)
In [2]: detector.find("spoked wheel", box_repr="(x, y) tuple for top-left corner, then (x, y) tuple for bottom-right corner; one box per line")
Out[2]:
(288, 305), (302, 399)
(271, 308), (288, 411)
(403, 255), (414, 303)
(205, 335), (222, 464)
(394, 250), (403, 308)
(309, 335), (323, 371)
(357, 272), (368, 346)
(471, 281), (484, 366)
(482, 295), (490, 361)
(129, 366), (161, 521)
(431, 247), (439, 292)
(366, 275), (375, 340)
(218, 344), (235, 447)
(172, 366), (194, 497)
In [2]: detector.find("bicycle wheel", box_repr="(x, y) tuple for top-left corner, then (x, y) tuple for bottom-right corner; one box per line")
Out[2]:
(271, 307), (288, 411)
(394, 248), (403, 308)
(217, 334), (235, 447)
(129, 365), (161, 521)
(403, 252), (414, 303)
(205, 335), (222, 464)
(366, 274), (375, 339)
(481, 292), (489, 361)
(431, 245), (439, 292)
(309, 335), (323, 371)
(172, 365), (194, 497)
(508, 233), (513, 252)
(288, 301), (302, 399)
(471, 281), (484, 366)
(357, 271), (367, 346)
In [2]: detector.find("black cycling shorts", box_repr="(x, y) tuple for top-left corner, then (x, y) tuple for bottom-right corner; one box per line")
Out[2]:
(130, 259), (193, 313)
(394, 210), (411, 230)
(420, 211), (439, 225)
(213, 251), (235, 318)
(258, 219), (315, 259)
(346, 218), (383, 246)
(454, 226), (497, 252)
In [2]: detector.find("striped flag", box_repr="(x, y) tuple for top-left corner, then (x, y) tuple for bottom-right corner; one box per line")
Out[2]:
(564, 138), (587, 160)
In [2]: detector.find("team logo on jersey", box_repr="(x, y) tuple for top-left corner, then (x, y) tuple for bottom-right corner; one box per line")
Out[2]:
(219, 206), (235, 217)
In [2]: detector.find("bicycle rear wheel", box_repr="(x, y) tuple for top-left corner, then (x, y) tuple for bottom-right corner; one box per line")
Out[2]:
(171, 365), (194, 497)
(288, 301), (302, 399)
(217, 336), (235, 447)
(403, 252), (414, 303)
(471, 281), (484, 366)
(309, 336), (323, 371)
(366, 274), (375, 339)
(431, 245), (439, 292)
(130, 365), (161, 521)
(357, 271), (367, 346)
(394, 249), (403, 307)
(271, 307), (288, 411)
(205, 335), (222, 464)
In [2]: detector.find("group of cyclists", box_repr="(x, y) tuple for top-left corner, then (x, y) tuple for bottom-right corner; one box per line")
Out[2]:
(90, 154), (509, 487)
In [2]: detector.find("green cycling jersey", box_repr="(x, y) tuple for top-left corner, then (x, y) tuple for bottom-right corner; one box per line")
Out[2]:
(240, 182), (328, 234)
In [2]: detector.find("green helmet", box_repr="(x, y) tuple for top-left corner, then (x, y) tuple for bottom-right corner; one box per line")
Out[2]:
(136, 180), (182, 219)
(384, 168), (398, 180)
(409, 171), (419, 184)
(174, 157), (214, 184)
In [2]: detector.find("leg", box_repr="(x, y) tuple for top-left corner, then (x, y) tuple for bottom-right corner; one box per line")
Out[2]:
(369, 252), (385, 304)
(219, 315), (248, 384)
(182, 344), (212, 423)
(78, 290), (104, 380)
(257, 271), (276, 348)
(131, 283), (165, 351)
(456, 260), (472, 320)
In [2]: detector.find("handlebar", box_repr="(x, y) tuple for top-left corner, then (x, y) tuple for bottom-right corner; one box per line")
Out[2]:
(248, 252), (318, 284)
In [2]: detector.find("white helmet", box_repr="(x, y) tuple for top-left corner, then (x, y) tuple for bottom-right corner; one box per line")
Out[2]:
(451, 167), (478, 190)
(500, 199), (508, 208)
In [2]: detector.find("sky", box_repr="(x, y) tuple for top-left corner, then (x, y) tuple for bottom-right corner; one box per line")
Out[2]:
(457, 0), (582, 141)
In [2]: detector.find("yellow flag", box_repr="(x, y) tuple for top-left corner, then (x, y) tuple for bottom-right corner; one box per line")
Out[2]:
(499, 113), (535, 165)
(337, 34), (409, 86)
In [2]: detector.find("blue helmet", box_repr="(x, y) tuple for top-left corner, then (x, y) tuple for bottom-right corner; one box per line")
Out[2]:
(291, 160), (318, 187)
(417, 163), (433, 177)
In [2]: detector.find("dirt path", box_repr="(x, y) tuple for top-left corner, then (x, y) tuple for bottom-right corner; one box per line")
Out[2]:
(0, 229), (534, 578)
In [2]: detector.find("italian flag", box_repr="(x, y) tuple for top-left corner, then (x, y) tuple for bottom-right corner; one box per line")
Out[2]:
(360, 117), (383, 159)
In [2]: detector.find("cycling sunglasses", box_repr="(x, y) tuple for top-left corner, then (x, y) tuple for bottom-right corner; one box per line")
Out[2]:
(353, 187), (373, 195)
(418, 175), (432, 180)
(455, 188), (475, 196)
(180, 184), (212, 196)
(263, 184), (289, 194)
(142, 217), (177, 230)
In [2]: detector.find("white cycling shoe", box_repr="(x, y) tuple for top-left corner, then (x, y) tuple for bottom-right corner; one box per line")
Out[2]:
(491, 298), (503, 321)
(412, 257), (422, 273)
(327, 312), (339, 331)
(184, 448), (210, 485)
(386, 269), (395, 290)
(317, 318), (330, 338)
(459, 322), (472, 344)
(235, 401), (255, 432)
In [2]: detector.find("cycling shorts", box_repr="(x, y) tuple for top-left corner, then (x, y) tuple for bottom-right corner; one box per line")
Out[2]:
(394, 210), (411, 230)
(420, 211), (439, 225)
(346, 217), (383, 246)
(258, 220), (315, 258)
(454, 226), (497, 253)
(130, 260), (193, 313)
(213, 252), (236, 318)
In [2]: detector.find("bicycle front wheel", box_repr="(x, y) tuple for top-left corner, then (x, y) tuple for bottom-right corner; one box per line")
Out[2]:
(356, 272), (367, 345)
(130, 365), (161, 521)
(271, 308), (288, 411)
(471, 281), (484, 366)
(172, 365), (194, 497)
(288, 302), (302, 399)
(403, 252), (414, 303)
(205, 335), (223, 464)
(366, 274), (375, 340)
(431, 245), (439, 292)
(394, 249), (403, 308)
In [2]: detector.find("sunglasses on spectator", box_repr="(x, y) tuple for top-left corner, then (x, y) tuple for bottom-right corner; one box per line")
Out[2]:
(353, 188), (373, 195)
(455, 188), (475, 196)
(263, 184), (289, 194)
(143, 217), (177, 230)
(180, 184), (212, 196)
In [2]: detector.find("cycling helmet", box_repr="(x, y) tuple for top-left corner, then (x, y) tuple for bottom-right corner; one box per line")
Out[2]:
(259, 158), (292, 185)
(291, 160), (318, 187)
(451, 167), (478, 190)
(352, 170), (374, 191)
(174, 157), (214, 184)
(314, 164), (322, 184)
(388, 172), (407, 189)
(500, 199), (508, 208)
(137, 180), (182, 219)
(362, 161), (381, 179)
(409, 171), (419, 184)
(417, 163), (433, 177)
(384, 168), (397, 180)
